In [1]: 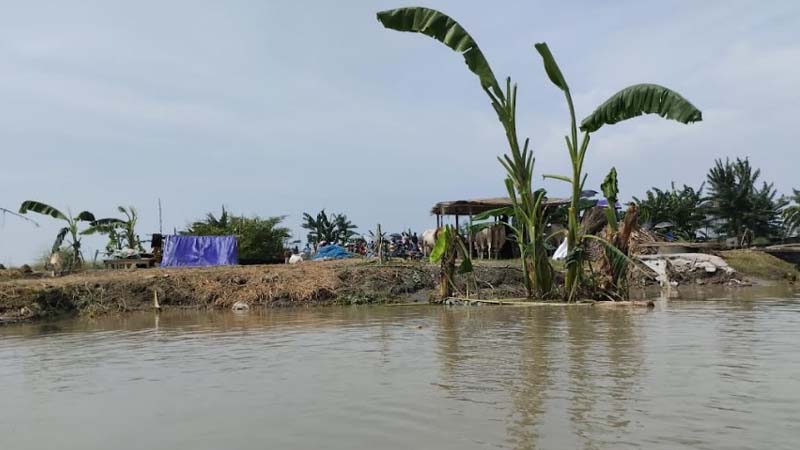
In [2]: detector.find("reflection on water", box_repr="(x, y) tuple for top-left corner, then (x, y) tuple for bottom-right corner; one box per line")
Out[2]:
(1, 285), (799, 450)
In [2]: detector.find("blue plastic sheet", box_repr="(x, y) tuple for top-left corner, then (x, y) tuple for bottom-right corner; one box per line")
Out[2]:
(312, 244), (352, 261)
(160, 235), (238, 267)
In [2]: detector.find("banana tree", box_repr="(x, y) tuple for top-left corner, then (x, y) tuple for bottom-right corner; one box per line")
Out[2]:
(18, 200), (97, 269)
(82, 206), (143, 254)
(377, 7), (553, 298)
(429, 225), (474, 299)
(534, 43), (702, 300)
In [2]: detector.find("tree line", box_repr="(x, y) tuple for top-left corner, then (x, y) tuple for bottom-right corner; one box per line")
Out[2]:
(14, 199), (359, 270)
(635, 157), (798, 245)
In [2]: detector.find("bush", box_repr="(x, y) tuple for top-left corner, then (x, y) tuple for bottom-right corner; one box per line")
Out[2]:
(184, 207), (291, 264)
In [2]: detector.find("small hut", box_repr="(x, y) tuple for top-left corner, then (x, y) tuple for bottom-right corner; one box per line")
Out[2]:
(430, 196), (569, 258)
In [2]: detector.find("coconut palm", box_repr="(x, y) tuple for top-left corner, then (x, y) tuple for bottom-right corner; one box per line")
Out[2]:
(18, 200), (98, 269)
(782, 189), (800, 239)
(706, 158), (786, 244)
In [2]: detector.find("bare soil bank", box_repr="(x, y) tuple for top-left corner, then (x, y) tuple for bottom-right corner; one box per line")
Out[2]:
(0, 260), (527, 324)
(1, 250), (794, 324)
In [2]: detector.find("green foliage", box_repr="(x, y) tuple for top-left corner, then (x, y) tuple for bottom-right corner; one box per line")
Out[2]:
(18, 200), (100, 270)
(580, 84), (703, 133)
(19, 200), (69, 221)
(301, 209), (358, 246)
(82, 206), (143, 254)
(429, 225), (474, 299)
(379, 8), (701, 301)
(533, 42), (701, 301)
(379, 8), (553, 298)
(706, 158), (787, 242)
(782, 190), (800, 238)
(601, 167), (620, 230)
(634, 182), (708, 239)
(185, 207), (291, 263)
(376, 7), (504, 100)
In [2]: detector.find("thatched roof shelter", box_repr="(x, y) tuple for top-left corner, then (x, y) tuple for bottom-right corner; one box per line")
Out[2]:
(430, 196), (569, 216)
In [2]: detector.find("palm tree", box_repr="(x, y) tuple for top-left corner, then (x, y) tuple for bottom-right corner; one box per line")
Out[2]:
(18, 200), (97, 269)
(782, 189), (800, 240)
(634, 182), (708, 240)
(706, 158), (786, 244)
(332, 213), (358, 244)
(302, 210), (358, 246)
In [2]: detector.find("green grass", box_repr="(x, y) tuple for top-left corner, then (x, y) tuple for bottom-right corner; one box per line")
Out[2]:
(722, 250), (799, 282)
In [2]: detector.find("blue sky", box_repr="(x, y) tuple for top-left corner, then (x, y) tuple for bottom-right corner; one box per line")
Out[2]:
(1, 0), (798, 264)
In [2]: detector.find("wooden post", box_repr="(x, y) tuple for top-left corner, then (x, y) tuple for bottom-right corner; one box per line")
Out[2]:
(468, 210), (474, 258)
(377, 223), (384, 264)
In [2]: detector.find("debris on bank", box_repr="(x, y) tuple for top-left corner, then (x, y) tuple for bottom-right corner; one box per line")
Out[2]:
(638, 253), (738, 286)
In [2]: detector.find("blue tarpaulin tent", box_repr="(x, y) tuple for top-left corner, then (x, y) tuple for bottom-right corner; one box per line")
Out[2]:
(312, 244), (352, 261)
(160, 235), (238, 267)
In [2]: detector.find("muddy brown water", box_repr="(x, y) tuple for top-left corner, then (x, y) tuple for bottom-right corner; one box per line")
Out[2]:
(1, 286), (799, 450)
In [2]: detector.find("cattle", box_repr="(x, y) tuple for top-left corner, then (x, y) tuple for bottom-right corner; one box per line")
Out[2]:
(420, 228), (439, 257)
(474, 223), (507, 259)
(47, 252), (63, 277)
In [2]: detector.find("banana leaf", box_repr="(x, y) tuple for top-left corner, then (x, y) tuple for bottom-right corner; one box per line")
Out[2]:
(533, 42), (569, 93)
(19, 200), (66, 220)
(81, 218), (125, 235)
(429, 226), (451, 263)
(377, 7), (504, 100)
(52, 227), (69, 253)
(75, 211), (96, 222)
(458, 257), (473, 274)
(601, 167), (619, 205)
(580, 84), (702, 133)
(473, 206), (514, 221)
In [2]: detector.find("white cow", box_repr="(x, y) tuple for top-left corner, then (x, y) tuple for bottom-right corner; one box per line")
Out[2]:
(420, 228), (439, 257)
(475, 223), (507, 259)
(47, 252), (63, 277)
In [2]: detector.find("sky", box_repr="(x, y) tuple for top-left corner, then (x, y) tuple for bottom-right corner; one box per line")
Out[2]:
(1, 0), (799, 265)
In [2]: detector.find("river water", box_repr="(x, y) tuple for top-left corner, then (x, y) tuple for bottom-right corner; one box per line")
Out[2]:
(1, 287), (799, 450)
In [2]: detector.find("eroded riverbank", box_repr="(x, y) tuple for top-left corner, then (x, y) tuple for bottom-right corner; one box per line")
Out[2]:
(0, 260), (530, 323)
(1, 250), (796, 324)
